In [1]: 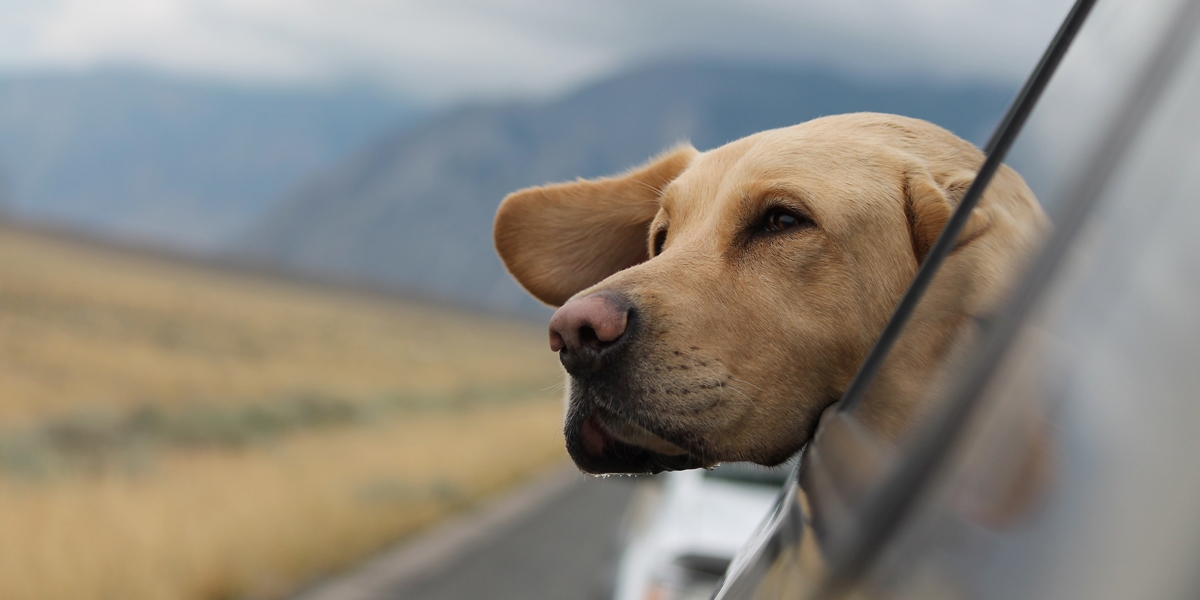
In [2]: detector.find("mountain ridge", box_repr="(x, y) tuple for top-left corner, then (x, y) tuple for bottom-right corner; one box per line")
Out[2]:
(237, 60), (1016, 315)
(0, 69), (416, 249)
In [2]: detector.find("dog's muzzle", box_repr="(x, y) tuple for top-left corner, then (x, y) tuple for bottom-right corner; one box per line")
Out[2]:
(549, 291), (709, 474)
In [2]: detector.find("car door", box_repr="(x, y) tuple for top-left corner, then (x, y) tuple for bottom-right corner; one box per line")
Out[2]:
(714, 0), (1200, 597)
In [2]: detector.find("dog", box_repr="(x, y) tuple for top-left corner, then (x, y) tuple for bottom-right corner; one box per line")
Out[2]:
(493, 113), (1047, 476)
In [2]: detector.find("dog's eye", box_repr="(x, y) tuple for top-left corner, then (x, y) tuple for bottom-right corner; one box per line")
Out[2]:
(761, 209), (809, 233)
(653, 229), (668, 256)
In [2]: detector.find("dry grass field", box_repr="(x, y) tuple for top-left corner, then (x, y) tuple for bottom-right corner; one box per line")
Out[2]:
(0, 225), (568, 600)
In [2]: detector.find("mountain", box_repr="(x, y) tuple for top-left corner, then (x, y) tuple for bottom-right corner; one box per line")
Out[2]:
(236, 61), (1017, 315)
(0, 70), (415, 249)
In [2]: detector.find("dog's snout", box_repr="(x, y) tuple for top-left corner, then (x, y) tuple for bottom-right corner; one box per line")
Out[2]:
(549, 292), (631, 375)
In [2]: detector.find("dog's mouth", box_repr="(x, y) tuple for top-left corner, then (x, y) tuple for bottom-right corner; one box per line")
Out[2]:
(567, 410), (709, 474)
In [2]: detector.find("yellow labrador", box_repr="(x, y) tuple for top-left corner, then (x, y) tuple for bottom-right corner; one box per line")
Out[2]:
(494, 113), (1046, 475)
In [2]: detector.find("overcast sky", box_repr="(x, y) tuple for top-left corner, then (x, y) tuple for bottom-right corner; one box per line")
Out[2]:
(0, 0), (1075, 105)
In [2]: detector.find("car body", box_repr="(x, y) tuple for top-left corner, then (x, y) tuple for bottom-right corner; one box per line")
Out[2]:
(708, 0), (1200, 598)
(613, 464), (789, 600)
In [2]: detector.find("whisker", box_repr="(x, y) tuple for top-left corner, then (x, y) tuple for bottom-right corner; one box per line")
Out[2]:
(729, 376), (764, 392)
(540, 380), (567, 393)
(630, 179), (665, 196)
(725, 378), (761, 414)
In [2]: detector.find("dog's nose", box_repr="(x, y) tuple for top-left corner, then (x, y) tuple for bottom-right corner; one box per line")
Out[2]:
(549, 292), (631, 376)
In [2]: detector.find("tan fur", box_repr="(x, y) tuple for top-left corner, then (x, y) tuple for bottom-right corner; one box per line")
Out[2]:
(494, 113), (1046, 468)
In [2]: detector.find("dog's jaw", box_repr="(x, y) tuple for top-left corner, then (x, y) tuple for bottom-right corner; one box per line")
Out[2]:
(595, 411), (690, 456)
(564, 402), (711, 475)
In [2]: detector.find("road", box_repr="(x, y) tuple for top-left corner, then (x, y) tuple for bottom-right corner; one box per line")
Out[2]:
(294, 466), (642, 600)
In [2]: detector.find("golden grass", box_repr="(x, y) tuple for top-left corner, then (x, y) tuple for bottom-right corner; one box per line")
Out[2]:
(0, 225), (570, 600)
(0, 402), (566, 600)
(0, 225), (559, 427)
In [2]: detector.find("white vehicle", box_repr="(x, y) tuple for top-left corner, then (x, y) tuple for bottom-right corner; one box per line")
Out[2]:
(612, 463), (790, 600)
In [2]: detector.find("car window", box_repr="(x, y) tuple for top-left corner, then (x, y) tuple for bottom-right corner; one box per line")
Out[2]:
(714, 0), (1200, 597)
(796, 0), (1097, 557)
(839, 1), (1200, 597)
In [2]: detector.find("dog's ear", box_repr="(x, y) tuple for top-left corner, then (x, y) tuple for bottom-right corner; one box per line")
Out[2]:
(904, 169), (990, 263)
(494, 145), (697, 306)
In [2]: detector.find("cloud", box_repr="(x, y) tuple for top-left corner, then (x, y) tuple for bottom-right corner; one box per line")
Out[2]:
(0, 0), (1074, 103)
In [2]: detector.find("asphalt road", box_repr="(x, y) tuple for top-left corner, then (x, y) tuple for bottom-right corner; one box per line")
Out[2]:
(294, 467), (641, 600)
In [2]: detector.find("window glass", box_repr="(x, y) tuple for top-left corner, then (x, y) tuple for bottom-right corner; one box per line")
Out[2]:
(715, 1), (1200, 598)
(802, 0), (1192, 549)
(848, 1), (1200, 598)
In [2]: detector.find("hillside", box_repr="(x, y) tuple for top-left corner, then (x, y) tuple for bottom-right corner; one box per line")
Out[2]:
(0, 224), (565, 600)
(0, 71), (415, 249)
(236, 61), (1016, 314)
(0, 225), (560, 426)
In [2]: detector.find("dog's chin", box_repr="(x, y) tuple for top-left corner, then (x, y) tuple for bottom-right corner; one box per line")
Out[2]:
(566, 410), (710, 475)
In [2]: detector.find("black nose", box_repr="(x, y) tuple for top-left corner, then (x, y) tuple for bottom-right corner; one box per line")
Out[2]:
(548, 292), (632, 376)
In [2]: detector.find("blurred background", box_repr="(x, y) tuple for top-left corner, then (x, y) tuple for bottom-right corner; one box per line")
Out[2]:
(0, 1), (1070, 599)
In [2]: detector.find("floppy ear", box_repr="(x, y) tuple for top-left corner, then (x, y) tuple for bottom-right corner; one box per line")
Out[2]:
(904, 168), (990, 263)
(494, 145), (698, 306)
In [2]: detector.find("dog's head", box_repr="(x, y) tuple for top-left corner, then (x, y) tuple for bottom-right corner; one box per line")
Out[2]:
(494, 113), (1045, 475)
